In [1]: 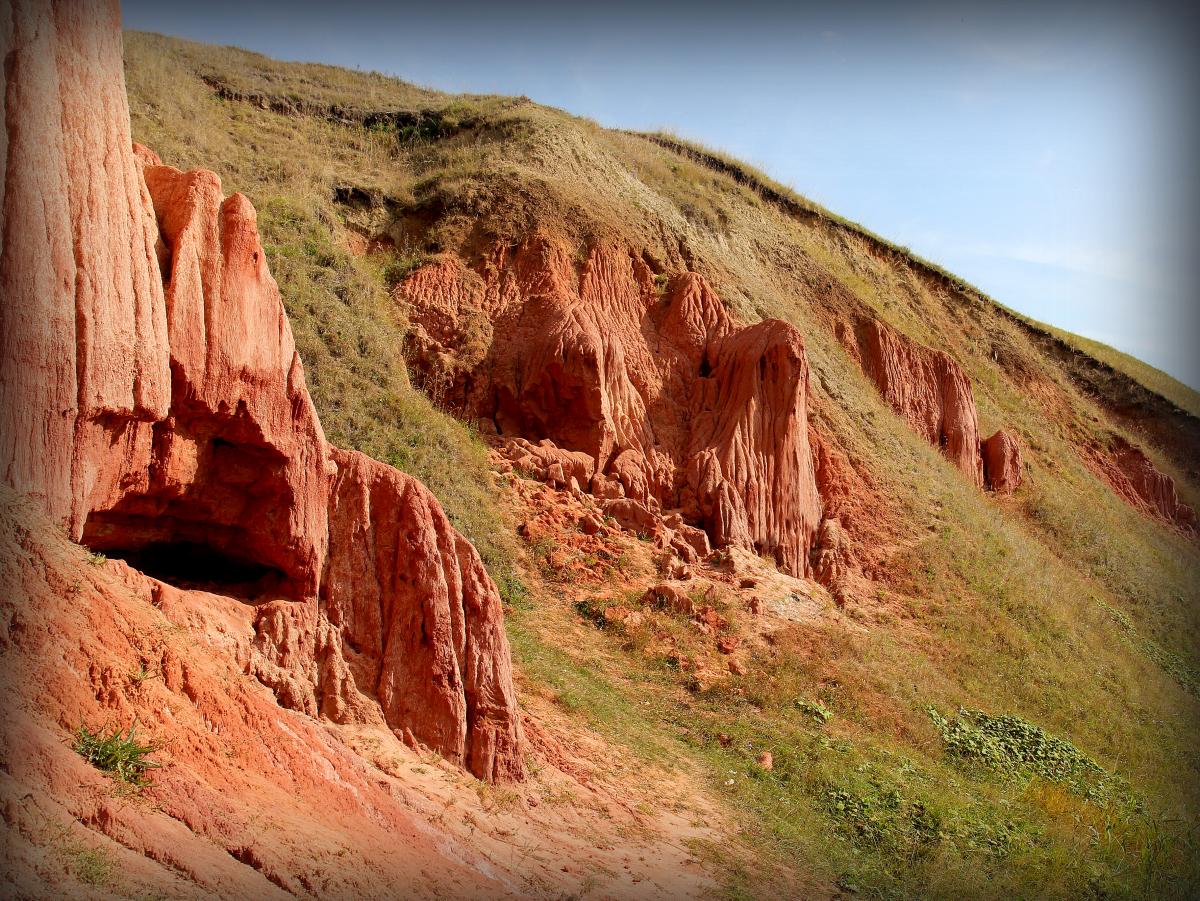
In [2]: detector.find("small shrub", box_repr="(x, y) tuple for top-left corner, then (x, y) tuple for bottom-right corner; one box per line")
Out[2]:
(474, 781), (521, 812)
(796, 698), (833, 724)
(73, 723), (160, 788)
(1097, 599), (1199, 696)
(128, 662), (159, 684)
(528, 536), (560, 576)
(44, 818), (121, 888)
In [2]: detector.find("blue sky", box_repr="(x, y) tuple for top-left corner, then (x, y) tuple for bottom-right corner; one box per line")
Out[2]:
(122, 0), (1200, 388)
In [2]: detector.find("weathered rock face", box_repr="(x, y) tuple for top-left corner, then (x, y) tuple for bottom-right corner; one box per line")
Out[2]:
(839, 318), (984, 486)
(1096, 438), (1197, 533)
(686, 317), (821, 576)
(0, 0), (521, 781)
(836, 317), (1029, 503)
(402, 237), (822, 576)
(982, 429), (1023, 494)
(80, 157), (333, 598)
(810, 518), (850, 591)
(323, 447), (523, 782)
(0, 0), (171, 532)
(250, 597), (375, 727)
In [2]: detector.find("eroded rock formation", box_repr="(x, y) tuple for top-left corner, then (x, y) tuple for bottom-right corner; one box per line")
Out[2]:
(838, 318), (984, 486)
(982, 429), (1023, 494)
(1092, 437), (1197, 533)
(1, 0), (171, 534)
(0, 0), (521, 781)
(322, 447), (523, 780)
(837, 317), (1026, 496)
(402, 238), (823, 576)
(80, 151), (333, 598)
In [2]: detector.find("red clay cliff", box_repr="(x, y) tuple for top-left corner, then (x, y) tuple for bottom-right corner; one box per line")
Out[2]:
(1092, 437), (1197, 533)
(402, 239), (823, 577)
(0, 0), (521, 781)
(838, 318), (984, 486)
(837, 317), (1026, 495)
(982, 429), (1023, 495)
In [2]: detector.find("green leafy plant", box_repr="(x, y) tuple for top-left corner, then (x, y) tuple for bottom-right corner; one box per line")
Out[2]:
(927, 707), (1130, 804)
(1097, 599), (1199, 695)
(820, 781), (942, 856)
(72, 722), (161, 788)
(796, 698), (833, 724)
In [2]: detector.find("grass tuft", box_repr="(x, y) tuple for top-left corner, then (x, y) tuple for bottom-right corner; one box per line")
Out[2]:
(73, 722), (161, 788)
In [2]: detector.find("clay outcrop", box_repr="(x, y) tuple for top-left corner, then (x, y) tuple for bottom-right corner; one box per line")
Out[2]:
(982, 429), (1023, 494)
(838, 318), (1025, 495)
(322, 447), (523, 780)
(1, 0), (171, 535)
(839, 318), (984, 485)
(402, 239), (822, 576)
(0, 0), (521, 781)
(79, 154), (333, 598)
(1095, 438), (1197, 533)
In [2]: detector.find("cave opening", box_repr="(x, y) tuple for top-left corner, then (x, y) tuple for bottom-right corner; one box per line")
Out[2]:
(114, 541), (281, 589)
(82, 514), (289, 601)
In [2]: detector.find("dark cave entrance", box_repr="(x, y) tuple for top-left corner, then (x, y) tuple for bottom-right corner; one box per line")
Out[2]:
(112, 541), (280, 588)
(82, 514), (288, 601)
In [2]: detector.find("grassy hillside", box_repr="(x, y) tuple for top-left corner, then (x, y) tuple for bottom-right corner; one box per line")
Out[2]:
(125, 31), (1200, 899)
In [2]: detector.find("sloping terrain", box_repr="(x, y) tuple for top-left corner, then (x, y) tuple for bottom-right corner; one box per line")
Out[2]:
(2, 15), (1198, 899)
(0, 5), (717, 898)
(115, 32), (1200, 899)
(0, 488), (721, 899)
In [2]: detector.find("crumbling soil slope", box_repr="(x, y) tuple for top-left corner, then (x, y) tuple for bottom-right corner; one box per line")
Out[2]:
(0, 1), (730, 897)
(403, 238), (823, 578)
(0, 490), (722, 899)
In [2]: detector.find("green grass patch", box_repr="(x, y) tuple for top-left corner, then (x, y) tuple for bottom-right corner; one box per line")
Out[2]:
(73, 722), (160, 788)
(67, 843), (118, 888)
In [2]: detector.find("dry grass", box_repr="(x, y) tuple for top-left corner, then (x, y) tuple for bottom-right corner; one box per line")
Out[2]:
(129, 31), (452, 113)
